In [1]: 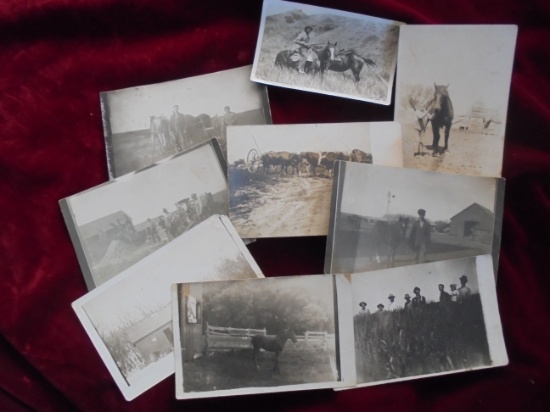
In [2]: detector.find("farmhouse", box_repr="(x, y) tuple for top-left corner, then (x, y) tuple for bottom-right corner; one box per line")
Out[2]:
(125, 304), (173, 364)
(449, 203), (494, 243)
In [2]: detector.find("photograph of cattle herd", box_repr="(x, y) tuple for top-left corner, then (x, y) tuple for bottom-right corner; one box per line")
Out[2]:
(62, 0), (517, 402)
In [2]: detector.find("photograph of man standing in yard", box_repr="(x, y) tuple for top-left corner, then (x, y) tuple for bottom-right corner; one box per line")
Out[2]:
(408, 208), (431, 263)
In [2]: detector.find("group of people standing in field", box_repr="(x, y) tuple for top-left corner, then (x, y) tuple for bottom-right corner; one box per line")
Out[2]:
(358, 274), (473, 314)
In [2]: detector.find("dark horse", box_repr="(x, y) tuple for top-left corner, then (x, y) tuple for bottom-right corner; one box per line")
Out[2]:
(251, 328), (297, 373)
(322, 48), (376, 82)
(430, 83), (454, 156)
(274, 42), (337, 74)
(373, 217), (410, 267)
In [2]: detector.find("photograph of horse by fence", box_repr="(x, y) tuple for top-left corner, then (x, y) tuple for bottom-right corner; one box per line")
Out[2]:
(251, 0), (402, 104)
(174, 275), (342, 398)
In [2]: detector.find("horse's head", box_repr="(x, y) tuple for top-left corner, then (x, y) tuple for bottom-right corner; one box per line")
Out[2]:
(318, 41), (337, 63)
(281, 328), (297, 344)
(432, 83), (450, 116)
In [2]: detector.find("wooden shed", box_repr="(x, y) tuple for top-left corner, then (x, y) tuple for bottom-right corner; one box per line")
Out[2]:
(449, 203), (494, 243)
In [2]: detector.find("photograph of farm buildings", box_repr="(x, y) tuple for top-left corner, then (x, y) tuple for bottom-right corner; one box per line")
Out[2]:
(175, 275), (340, 397)
(327, 162), (503, 274)
(349, 256), (507, 385)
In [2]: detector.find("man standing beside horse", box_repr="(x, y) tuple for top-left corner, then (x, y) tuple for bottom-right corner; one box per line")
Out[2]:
(408, 208), (431, 264)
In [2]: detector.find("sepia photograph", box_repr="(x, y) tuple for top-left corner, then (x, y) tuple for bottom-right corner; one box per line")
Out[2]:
(227, 122), (403, 238)
(71, 215), (264, 401)
(251, 0), (402, 104)
(173, 275), (345, 399)
(101, 65), (272, 178)
(60, 140), (228, 289)
(325, 162), (504, 275)
(394, 25), (518, 177)
(345, 255), (508, 386)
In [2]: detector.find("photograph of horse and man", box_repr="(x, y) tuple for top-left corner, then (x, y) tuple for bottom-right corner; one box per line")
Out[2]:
(326, 162), (504, 275)
(174, 275), (343, 398)
(101, 65), (271, 178)
(252, 0), (402, 104)
(395, 25), (517, 177)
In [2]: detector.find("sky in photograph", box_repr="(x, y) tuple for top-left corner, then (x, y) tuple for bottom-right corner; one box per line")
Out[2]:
(105, 66), (263, 134)
(68, 144), (226, 226)
(340, 163), (497, 222)
(396, 25), (517, 117)
(227, 123), (374, 163)
(81, 219), (260, 334)
(350, 257), (480, 314)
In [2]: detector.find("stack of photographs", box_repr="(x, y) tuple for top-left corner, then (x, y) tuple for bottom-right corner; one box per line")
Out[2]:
(59, 0), (518, 402)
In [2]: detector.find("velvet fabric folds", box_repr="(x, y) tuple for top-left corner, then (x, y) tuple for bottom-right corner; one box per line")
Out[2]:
(1, 0), (549, 410)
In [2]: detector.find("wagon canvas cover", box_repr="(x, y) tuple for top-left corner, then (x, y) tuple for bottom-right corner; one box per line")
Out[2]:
(72, 215), (263, 401)
(227, 122), (403, 238)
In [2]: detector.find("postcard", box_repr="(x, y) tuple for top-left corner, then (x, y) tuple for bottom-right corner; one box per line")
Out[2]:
(325, 162), (505, 275)
(251, 0), (402, 105)
(339, 255), (508, 388)
(394, 25), (518, 177)
(71, 215), (264, 401)
(60, 139), (228, 289)
(227, 122), (403, 238)
(101, 65), (272, 178)
(172, 275), (349, 399)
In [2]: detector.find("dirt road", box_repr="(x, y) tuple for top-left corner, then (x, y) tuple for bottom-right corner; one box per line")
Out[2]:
(230, 172), (333, 238)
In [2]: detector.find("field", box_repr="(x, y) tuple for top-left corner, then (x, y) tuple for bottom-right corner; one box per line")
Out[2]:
(402, 123), (504, 177)
(330, 224), (491, 273)
(254, 9), (399, 102)
(183, 348), (336, 392)
(229, 166), (333, 237)
(354, 295), (491, 383)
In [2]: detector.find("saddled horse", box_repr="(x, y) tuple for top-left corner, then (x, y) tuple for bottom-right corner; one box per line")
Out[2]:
(322, 49), (376, 82)
(149, 116), (170, 152)
(430, 83), (454, 156)
(251, 328), (297, 373)
(171, 113), (213, 151)
(274, 41), (337, 75)
(373, 217), (410, 267)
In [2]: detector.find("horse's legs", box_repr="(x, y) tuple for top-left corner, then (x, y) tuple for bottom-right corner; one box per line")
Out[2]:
(253, 347), (260, 370)
(431, 122), (440, 155)
(274, 352), (280, 374)
(443, 123), (451, 152)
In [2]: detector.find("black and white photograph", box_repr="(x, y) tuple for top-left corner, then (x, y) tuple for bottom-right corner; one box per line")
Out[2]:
(60, 140), (228, 289)
(325, 162), (504, 275)
(71, 215), (264, 401)
(345, 255), (508, 386)
(251, 0), (402, 104)
(394, 25), (517, 177)
(228, 122), (403, 238)
(173, 275), (346, 399)
(101, 65), (272, 178)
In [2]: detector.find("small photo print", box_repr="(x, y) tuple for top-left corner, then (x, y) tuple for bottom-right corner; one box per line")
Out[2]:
(227, 122), (403, 238)
(347, 255), (508, 386)
(394, 25), (517, 177)
(101, 65), (271, 178)
(173, 275), (345, 399)
(325, 162), (504, 274)
(251, 0), (402, 104)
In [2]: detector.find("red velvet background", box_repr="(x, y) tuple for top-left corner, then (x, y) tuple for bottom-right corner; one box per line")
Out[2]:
(1, 0), (549, 410)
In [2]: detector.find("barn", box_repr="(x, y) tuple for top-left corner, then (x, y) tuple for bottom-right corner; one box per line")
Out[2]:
(125, 304), (173, 365)
(449, 203), (494, 243)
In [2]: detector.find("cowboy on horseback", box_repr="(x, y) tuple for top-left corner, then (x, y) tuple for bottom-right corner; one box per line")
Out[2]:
(292, 25), (316, 74)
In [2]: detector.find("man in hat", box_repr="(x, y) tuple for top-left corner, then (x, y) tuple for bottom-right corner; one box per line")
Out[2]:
(408, 208), (431, 264)
(359, 301), (368, 312)
(376, 303), (385, 313)
(411, 287), (426, 309)
(221, 105), (237, 146)
(292, 25), (315, 74)
(458, 275), (472, 300)
(404, 293), (412, 310)
(387, 293), (396, 311)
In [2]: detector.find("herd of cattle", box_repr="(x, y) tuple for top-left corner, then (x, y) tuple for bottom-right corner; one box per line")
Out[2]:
(259, 149), (373, 177)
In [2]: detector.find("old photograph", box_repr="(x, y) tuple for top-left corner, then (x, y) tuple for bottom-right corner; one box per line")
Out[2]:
(346, 255), (507, 386)
(173, 275), (345, 399)
(394, 25), (518, 177)
(71, 215), (264, 401)
(228, 122), (403, 238)
(325, 162), (504, 274)
(251, 0), (402, 104)
(60, 140), (228, 289)
(101, 65), (272, 178)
